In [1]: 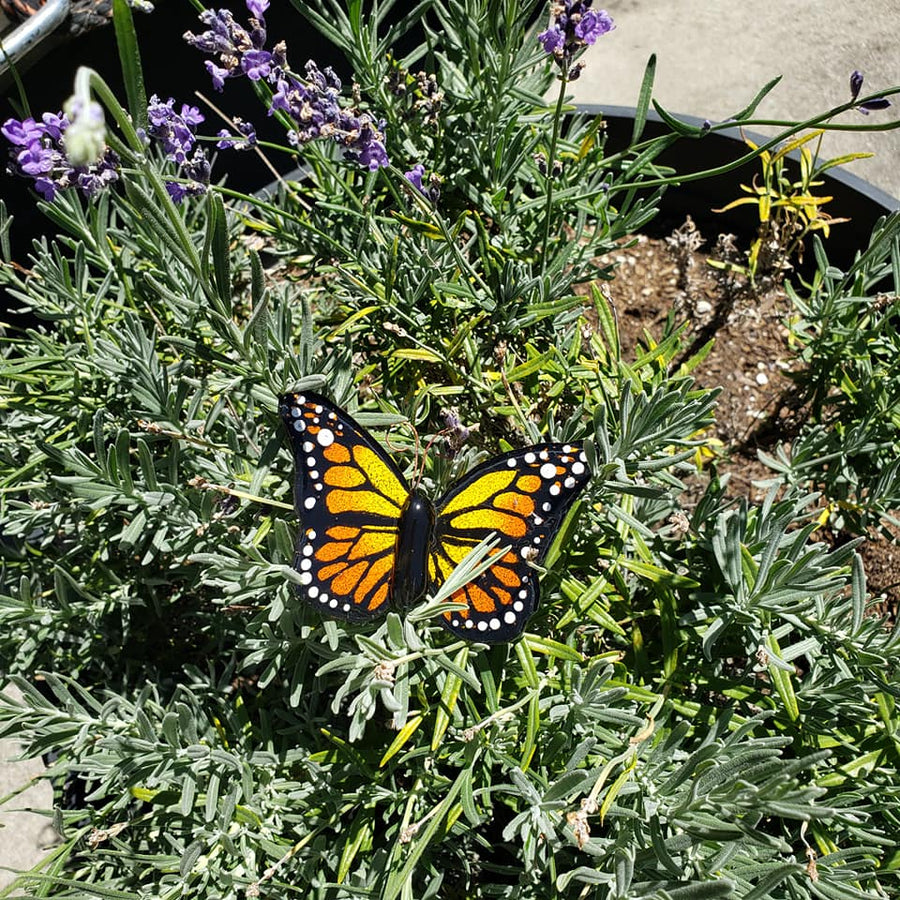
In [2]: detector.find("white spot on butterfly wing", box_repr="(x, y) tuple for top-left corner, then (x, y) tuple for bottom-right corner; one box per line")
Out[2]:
(317, 428), (335, 447)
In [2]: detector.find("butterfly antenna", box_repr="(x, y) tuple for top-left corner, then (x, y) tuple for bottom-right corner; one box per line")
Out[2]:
(411, 423), (428, 488)
(415, 422), (464, 490)
(385, 419), (426, 487)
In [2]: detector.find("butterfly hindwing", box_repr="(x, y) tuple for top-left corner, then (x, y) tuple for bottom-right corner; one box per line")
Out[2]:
(430, 444), (591, 642)
(279, 391), (411, 622)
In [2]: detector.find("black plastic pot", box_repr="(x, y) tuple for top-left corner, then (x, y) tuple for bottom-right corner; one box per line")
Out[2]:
(1, 2), (341, 273)
(584, 104), (899, 272)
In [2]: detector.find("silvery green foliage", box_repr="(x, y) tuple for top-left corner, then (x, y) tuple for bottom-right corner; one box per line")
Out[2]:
(0, 0), (899, 896)
(765, 212), (900, 537)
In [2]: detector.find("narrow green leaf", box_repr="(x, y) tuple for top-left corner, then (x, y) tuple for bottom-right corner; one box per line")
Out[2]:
(850, 552), (865, 636)
(337, 810), (373, 883)
(651, 100), (705, 137)
(631, 54), (656, 143)
(381, 715), (424, 767)
(523, 635), (583, 662)
(514, 640), (539, 689)
(731, 75), (782, 121)
(767, 635), (799, 720)
(431, 646), (467, 750)
(209, 193), (232, 313)
(521, 692), (539, 770)
(382, 764), (470, 900)
(112, 0), (148, 131)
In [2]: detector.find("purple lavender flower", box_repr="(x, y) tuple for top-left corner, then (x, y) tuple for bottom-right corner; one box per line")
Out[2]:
(1, 117), (44, 147)
(147, 95), (204, 164)
(2, 111), (119, 201)
(241, 48), (274, 81)
(33, 177), (60, 201)
(343, 116), (389, 171)
(539, 1), (614, 70)
(205, 62), (231, 93)
(850, 69), (892, 115)
(405, 163), (425, 192)
(404, 163), (440, 202)
(574, 8), (614, 44)
(216, 118), (257, 150)
(538, 26), (565, 55)
(75, 156), (121, 197)
(442, 408), (471, 456)
(165, 147), (210, 203)
(144, 96), (211, 202)
(16, 141), (56, 176)
(40, 112), (67, 142)
(185, 8), (252, 92)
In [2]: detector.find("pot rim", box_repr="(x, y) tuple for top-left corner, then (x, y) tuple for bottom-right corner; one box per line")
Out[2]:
(576, 102), (900, 214)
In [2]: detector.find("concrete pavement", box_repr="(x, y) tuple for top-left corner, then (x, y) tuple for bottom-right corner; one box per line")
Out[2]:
(0, 685), (54, 891)
(572, 0), (900, 201)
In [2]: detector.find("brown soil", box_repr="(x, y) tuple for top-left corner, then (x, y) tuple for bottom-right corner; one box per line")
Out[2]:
(601, 221), (900, 616)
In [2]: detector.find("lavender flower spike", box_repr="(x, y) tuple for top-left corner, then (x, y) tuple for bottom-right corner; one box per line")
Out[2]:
(2, 108), (120, 201)
(539, 1), (614, 69)
(185, 2), (391, 171)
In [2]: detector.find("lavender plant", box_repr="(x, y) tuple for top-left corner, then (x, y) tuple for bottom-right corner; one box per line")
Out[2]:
(0, 0), (899, 897)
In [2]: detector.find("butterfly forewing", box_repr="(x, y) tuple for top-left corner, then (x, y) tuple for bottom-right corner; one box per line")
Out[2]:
(280, 391), (411, 621)
(431, 444), (592, 641)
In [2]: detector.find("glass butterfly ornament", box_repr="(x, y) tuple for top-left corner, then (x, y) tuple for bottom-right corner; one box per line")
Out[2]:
(279, 391), (592, 643)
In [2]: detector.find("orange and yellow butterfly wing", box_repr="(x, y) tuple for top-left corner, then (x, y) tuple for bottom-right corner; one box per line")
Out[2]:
(280, 391), (411, 621)
(430, 444), (591, 641)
